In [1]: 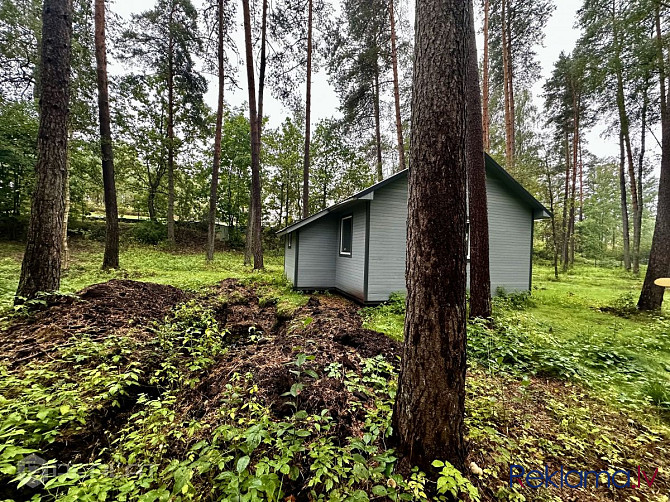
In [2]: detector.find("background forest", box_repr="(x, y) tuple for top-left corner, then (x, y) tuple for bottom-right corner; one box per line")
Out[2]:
(0, 0), (665, 274)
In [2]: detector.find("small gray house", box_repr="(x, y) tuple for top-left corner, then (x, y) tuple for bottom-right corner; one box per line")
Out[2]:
(277, 154), (551, 304)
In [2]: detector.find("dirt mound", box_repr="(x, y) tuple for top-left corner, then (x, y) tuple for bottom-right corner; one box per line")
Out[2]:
(182, 289), (400, 440)
(0, 279), (187, 367)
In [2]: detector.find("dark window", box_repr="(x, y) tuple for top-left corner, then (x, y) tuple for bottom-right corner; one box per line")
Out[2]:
(287, 232), (292, 249)
(340, 215), (353, 256)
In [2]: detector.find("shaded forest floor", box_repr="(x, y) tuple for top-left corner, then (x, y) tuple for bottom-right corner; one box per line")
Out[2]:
(0, 241), (669, 501)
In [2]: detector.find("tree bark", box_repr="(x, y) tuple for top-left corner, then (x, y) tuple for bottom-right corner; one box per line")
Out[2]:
(167, 3), (176, 247)
(501, 0), (513, 170)
(389, 0), (405, 172)
(544, 157), (559, 279)
(62, 150), (70, 271)
(16, 0), (72, 301)
(207, 0), (225, 262)
(639, 4), (670, 310)
(392, 0), (469, 472)
(561, 131), (570, 270)
(373, 63), (383, 181)
(466, 5), (491, 319)
(242, 0), (264, 269)
(482, 0), (490, 152)
(95, 0), (119, 270)
(302, 0), (313, 217)
(619, 131), (631, 271)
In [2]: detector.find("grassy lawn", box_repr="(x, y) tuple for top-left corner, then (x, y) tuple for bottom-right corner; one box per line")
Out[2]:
(0, 240), (288, 310)
(363, 263), (670, 421)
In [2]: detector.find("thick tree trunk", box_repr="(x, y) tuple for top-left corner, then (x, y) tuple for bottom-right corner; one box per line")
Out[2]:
(16, 0), (72, 301)
(639, 7), (670, 310)
(95, 0), (119, 270)
(466, 5), (491, 319)
(392, 0), (469, 472)
(373, 64), (383, 181)
(207, 0), (225, 262)
(167, 5), (176, 247)
(619, 131), (631, 271)
(242, 0), (263, 269)
(389, 0), (405, 172)
(482, 0), (490, 151)
(302, 0), (312, 218)
(148, 186), (157, 222)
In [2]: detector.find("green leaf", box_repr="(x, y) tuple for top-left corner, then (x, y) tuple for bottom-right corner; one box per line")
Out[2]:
(236, 455), (250, 473)
(60, 404), (71, 415)
(371, 485), (387, 496)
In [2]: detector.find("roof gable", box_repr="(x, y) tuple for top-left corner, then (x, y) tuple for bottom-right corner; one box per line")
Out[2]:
(277, 154), (551, 236)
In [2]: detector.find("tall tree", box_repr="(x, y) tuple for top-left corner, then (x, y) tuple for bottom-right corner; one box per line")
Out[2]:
(242, 0), (264, 269)
(207, 0), (225, 262)
(392, 0), (469, 472)
(16, 0), (72, 300)
(122, 0), (206, 246)
(639, 1), (670, 311)
(482, 0), (491, 151)
(466, 5), (491, 319)
(302, 0), (313, 218)
(389, 0), (405, 172)
(94, 0), (119, 270)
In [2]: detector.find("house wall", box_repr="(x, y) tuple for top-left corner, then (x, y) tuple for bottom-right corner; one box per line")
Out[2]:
(334, 205), (367, 301)
(284, 231), (296, 284)
(367, 177), (408, 302)
(366, 174), (532, 302)
(295, 218), (337, 289)
(486, 176), (533, 293)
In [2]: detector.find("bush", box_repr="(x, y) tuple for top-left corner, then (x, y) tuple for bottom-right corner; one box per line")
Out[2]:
(0, 215), (28, 241)
(133, 220), (166, 245)
(599, 292), (638, 318)
(494, 287), (535, 310)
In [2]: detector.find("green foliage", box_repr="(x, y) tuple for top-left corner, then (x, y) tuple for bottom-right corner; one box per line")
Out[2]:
(133, 220), (168, 245)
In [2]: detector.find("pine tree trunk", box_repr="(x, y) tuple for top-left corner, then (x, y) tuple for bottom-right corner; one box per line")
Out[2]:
(561, 132), (570, 270)
(389, 0), (405, 172)
(95, 0), (119, 270)
(207, 0), (225, 262)
(482, 0), (490, 151)
(501, 0), (513, 170)
(544, 158), (559, 279)
(392, 0), (469, 472)
(302, 0), (313, 217)
(639, 6), (670, 310)
(466, 5), (491, 320)
(619, 131), (631, 271)
(167, 4), (176, 247)
(612, 1), (639, 274)
(373, 64), (383, 181)
(16, 0), (72, 301)
(242, 0), (264, 269)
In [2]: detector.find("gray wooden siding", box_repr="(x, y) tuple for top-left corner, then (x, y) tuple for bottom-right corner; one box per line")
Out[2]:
(295, 218), (337, 289)
(367, 177), (408, 302)
(334, 206), (367, 301)
(486, 176), (533, 293)
(284, 232), (296, 284)
(366, 174), (532, 302)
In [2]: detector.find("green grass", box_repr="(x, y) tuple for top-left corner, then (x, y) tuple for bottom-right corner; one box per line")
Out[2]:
(363, 263), (670, 420)
(0, 240), (300, 311)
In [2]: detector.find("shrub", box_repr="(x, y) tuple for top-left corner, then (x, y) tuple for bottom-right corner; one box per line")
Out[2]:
(133, 220), (166, 245)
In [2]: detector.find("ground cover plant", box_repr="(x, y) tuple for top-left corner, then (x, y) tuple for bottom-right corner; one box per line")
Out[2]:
(0, 243), (669, 501)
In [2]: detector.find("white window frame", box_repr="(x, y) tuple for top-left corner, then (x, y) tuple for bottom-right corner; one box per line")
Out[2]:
(339, 215), (353, 256)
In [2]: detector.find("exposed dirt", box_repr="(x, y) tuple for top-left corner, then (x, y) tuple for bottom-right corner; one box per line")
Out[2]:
(0, 280), (187, 368)
(182, 282), (400, 441)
